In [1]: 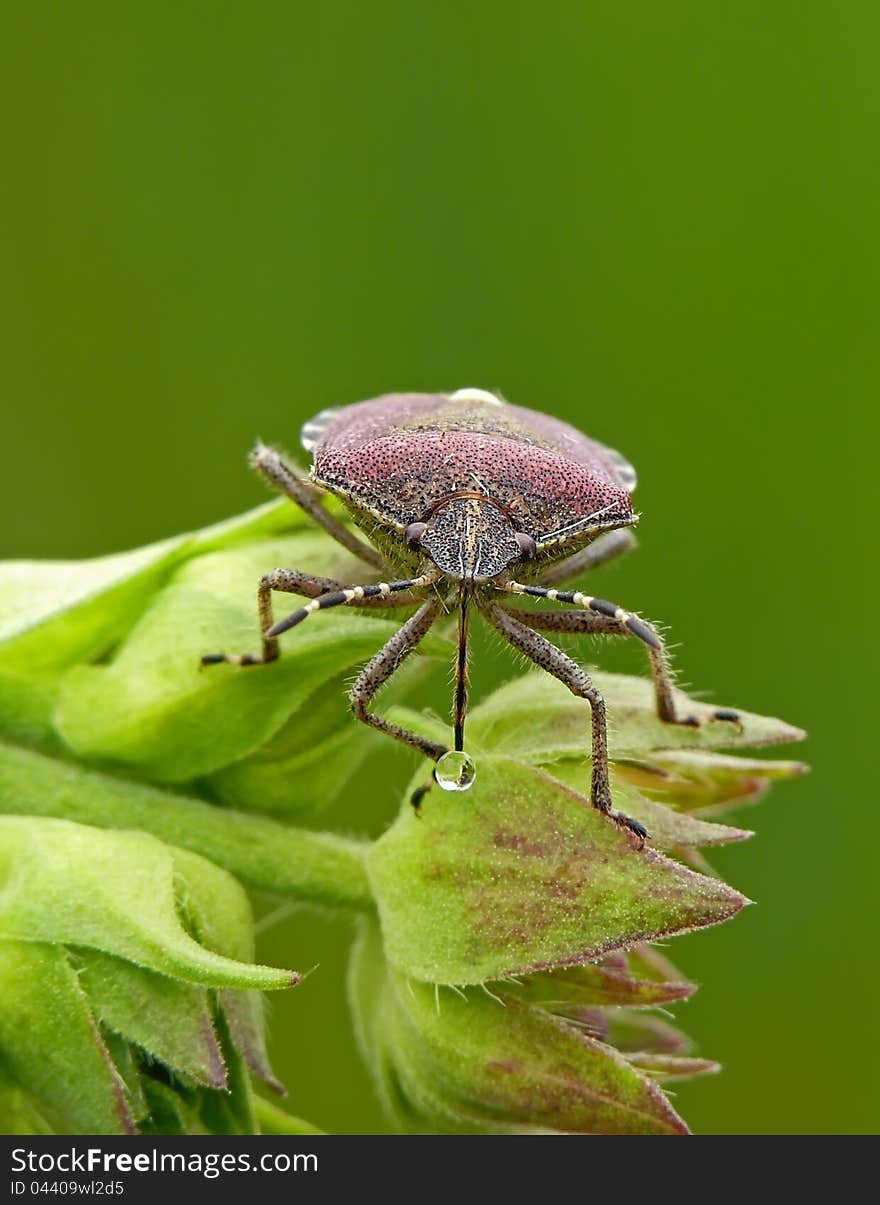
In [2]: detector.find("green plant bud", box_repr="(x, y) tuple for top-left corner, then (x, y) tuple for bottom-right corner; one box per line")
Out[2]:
(0, 816), (302, 1135)
(0, 816), (297, 988)
(358, 671), (804, 1133)
(368, 753), (749, 986)
(349, 919), (695, 1135)
(0, 500), (451, 812)
(0, 505), (807, 1135)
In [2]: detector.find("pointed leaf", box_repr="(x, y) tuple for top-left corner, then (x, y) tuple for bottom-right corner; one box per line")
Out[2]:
(368, 755), (747, 984)
(99, 1031), (148, 1122)
(468, 671), (805, 763)
(626, 944), (691, 986)
(197, 1011), (257, 1135)
(603, 1011), (693, 1054)
(0, 941), (136, 1134)
(546, 762), (752, 848)
(0, 816), (298, 990)
(75, 950), (226, 1088)
(624, 1053), (721, 1082)
(171, 847), (282, 1091)
(497, 1004), (694, 1056)
(499, 962), (695, 1011)
(637, 749), (809, 815)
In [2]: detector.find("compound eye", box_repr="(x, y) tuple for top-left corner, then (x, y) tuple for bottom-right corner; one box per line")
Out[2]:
(514, 531), (537, 560)
(405, 521), (428, 549)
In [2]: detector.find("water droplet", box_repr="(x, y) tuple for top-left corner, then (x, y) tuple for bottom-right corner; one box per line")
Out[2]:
(434, 750), (476, 792)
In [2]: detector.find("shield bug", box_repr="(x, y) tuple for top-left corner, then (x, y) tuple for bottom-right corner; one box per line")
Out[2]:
(202, 388), (739, 844)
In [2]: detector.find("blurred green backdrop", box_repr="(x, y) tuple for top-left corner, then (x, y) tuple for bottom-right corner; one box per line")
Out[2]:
(2, 2), (876, 1134)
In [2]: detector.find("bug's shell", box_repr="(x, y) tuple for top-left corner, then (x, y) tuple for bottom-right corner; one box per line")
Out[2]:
(302, 390), (637, 546)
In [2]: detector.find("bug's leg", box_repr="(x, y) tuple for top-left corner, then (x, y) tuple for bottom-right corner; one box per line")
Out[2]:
(538, 530), (636, 587)
(250, 441), (385, 569)
(484, 603), (647, 845)
(350, 599), (449, 762)
(499, 605), (685, 724)
(496, 583), (739, 728)
(201, 570), (437, 667)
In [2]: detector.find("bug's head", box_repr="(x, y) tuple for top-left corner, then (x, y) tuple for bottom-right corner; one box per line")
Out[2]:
(405, 495), (536, 583)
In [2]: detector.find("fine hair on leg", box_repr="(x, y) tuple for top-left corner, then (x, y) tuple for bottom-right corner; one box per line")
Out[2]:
(538, 529), (637, 587)
(350, 598), (449, 761)
(498, 603), (684, 723)
(250, 441), (385, 569)
(497, 587), (739, 728)
(201, 568), (436, 667)
(484, 603), (647, 843)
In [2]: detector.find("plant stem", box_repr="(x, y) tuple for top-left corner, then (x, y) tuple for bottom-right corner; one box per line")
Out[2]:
(254, 1097), (325, 1135)
(0, 740), (373, 910)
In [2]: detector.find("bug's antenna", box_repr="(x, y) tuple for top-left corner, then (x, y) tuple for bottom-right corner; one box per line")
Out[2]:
(496, 579), (662, 651)
(453, 588), (470, 752)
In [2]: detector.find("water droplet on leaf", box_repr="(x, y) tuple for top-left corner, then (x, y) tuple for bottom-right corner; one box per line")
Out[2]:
(434, 751), (476, 792)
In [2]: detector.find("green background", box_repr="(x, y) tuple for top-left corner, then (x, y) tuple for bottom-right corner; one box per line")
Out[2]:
(2, 2), (876, 1135)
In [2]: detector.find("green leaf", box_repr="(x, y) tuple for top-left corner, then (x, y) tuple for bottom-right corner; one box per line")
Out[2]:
(203, 673), (376, 818)
(368, 755), (748, 985)
(0, 817), (302, 1132)
(624, 1053), (720, 1082)
(132, 1011), (260, 1136)
(349, 919), (688, 1135)
(628, 748), (808, 815)
(467, 670), (805, 763)
(0, 500), (296, 678)
(204, 654), (437, 818)
(196, 1011), (257, 1135)
(602, 1010), (692, 1054)
(498, 959), (696, 1010)
(390, 676), (804, 838)
(0, 500), (294, 743)
(75, 950), (227, 1088)
(0, 816), (298, 989)
(546, 762), (753, 848)
(171, 846), (281, 1090)
(0, 941), (136, 1134)
(0, 536), (188, 677)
